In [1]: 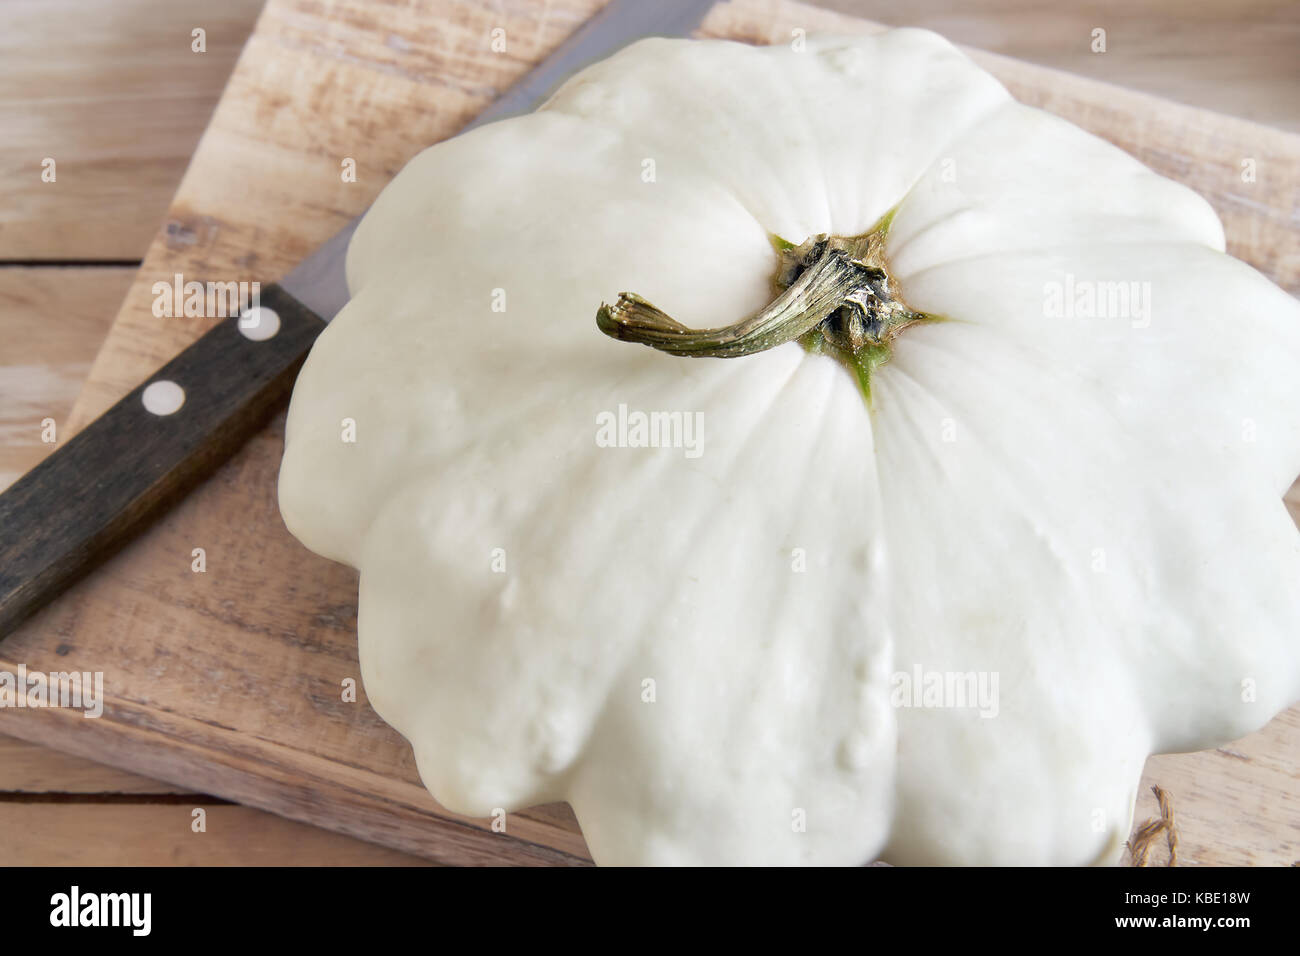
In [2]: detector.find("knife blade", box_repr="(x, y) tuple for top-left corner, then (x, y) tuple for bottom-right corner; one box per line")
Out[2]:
(282, 0), (720, 322)
(0, 0), (717, 637)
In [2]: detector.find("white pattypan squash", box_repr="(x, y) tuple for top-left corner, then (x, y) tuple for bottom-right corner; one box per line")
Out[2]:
(278, 29), (1300, 866)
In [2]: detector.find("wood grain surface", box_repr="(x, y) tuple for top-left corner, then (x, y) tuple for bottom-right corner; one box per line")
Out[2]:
(0, 0), (266, 260)
(2, 0), (1298, 865)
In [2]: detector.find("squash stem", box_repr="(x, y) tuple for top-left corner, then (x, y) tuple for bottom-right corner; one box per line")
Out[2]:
(595, 214), (932, 398)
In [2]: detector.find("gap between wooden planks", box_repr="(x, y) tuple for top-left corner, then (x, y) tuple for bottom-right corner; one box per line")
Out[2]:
(1, 0), (1298, 865)
(0, 739), (432, 867)
(0, 735), (432, 866)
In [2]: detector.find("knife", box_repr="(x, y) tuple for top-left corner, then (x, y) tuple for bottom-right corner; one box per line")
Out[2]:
(0, 0), (718, 637)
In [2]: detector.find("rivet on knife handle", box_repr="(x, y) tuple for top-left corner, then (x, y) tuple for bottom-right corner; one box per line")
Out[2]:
(0, 284), (326, 638)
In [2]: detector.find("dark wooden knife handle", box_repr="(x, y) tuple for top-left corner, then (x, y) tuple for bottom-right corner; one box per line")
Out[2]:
(0, 283), (326, 637)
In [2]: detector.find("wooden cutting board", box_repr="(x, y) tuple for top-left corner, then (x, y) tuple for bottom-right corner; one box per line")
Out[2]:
(2, 0), (1299, 866)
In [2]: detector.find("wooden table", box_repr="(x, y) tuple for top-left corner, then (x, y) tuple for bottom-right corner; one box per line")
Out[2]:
(1, 0), (1296, 865)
